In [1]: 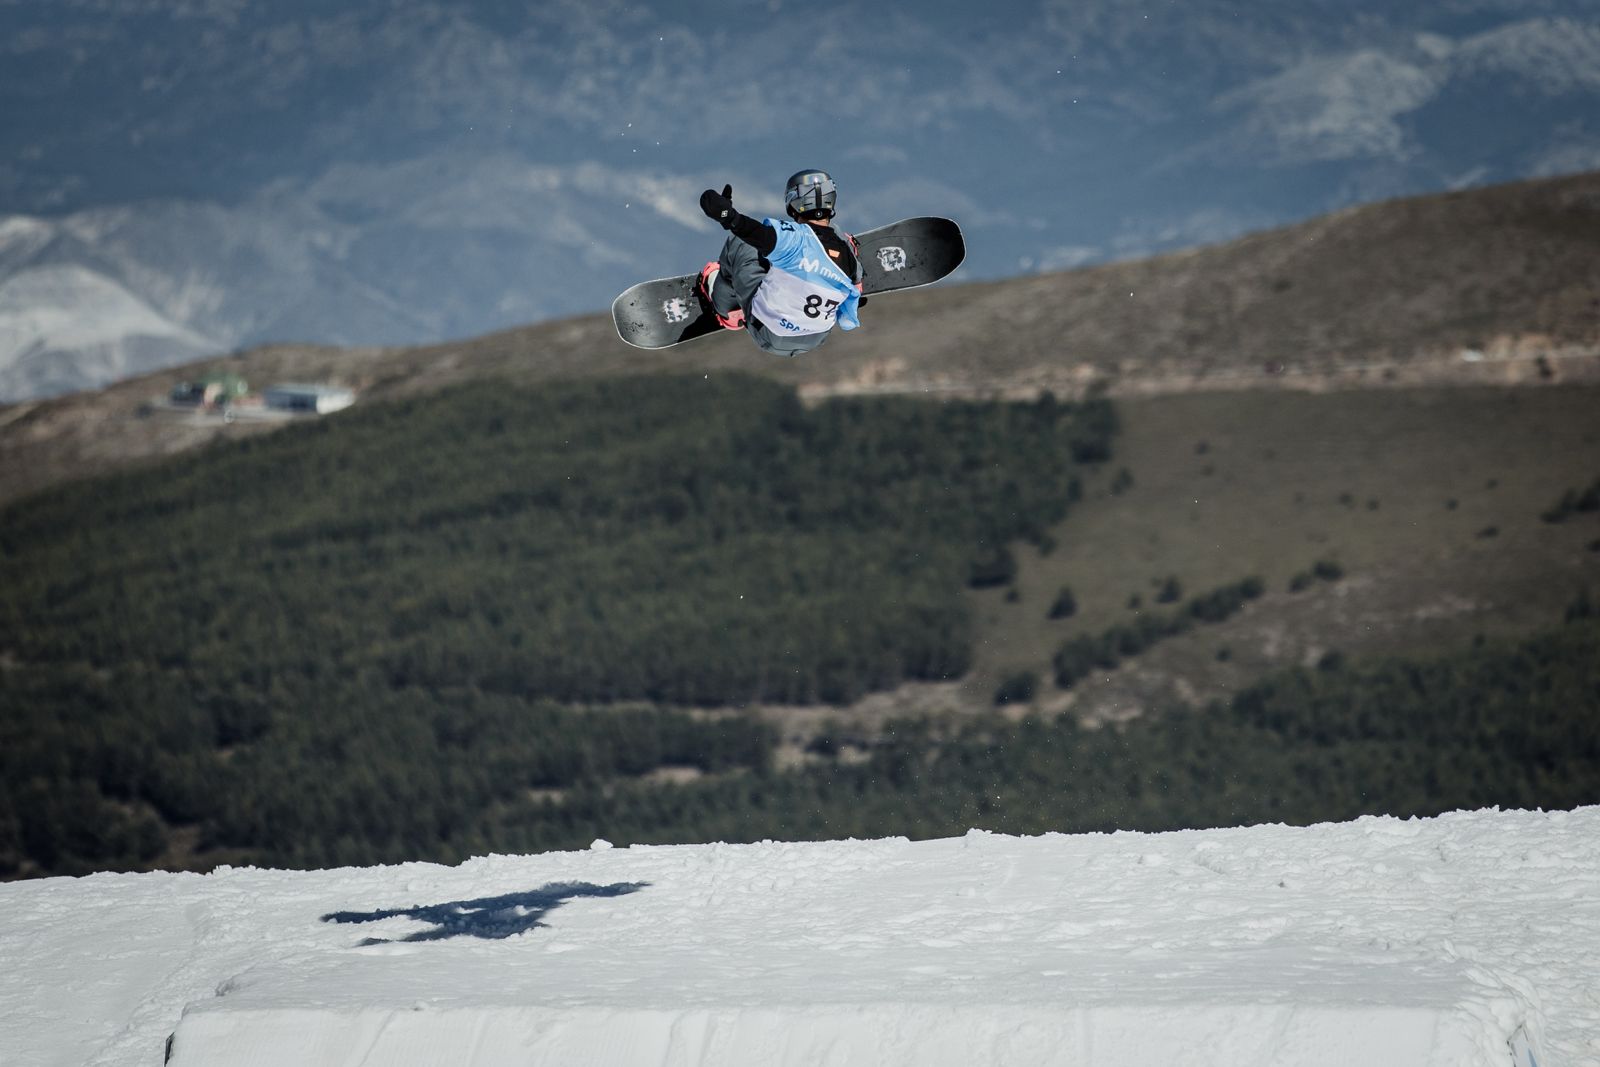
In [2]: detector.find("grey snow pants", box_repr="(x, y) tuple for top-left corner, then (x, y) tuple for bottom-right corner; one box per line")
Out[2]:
(714, 234), (831, 358)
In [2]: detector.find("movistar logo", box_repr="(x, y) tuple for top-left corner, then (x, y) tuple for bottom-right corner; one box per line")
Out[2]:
(799, 255), (847, 283)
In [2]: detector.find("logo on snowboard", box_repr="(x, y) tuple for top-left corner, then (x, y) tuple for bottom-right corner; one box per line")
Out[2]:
(662, 297), (695, 323)
(877, 246), (907, 272)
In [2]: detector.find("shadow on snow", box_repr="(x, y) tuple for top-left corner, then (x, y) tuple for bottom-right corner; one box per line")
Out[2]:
(321, 881), (649, 944)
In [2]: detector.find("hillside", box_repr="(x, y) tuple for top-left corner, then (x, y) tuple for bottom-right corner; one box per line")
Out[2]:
(3, 373), (1598, 876)
(3, 171), (1599, 881)
(2, 169), (1599, 508)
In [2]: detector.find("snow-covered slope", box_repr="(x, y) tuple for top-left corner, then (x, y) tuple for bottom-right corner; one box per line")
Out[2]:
(0, 263), (220, 399)
(1, 807), (1593, 1066)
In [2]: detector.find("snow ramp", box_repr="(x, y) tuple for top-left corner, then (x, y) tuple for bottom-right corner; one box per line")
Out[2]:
(155, 811), (1582, 1067)
(7, 809), (1587, 1066)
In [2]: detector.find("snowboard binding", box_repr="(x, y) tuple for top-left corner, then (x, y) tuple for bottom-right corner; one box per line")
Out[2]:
(698, 263), (745, 331)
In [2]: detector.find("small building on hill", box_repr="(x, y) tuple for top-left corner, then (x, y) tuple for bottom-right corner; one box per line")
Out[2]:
(171, 374), (249, 409)
(263, 383), (355, 415)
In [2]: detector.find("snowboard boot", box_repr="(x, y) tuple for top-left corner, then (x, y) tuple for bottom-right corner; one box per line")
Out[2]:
(698, 262), (745, 330)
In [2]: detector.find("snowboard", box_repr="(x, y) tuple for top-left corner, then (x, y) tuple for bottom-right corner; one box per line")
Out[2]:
(611, 216), (965, 350)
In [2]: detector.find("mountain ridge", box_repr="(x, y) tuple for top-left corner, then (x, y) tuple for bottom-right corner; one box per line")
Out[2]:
(2, 168), (1598, 509)
(0, 262), (220, 399)
(8, 2), (1600, 401)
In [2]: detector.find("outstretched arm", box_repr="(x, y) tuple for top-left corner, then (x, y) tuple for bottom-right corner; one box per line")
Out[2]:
(699, 185), (777, 256)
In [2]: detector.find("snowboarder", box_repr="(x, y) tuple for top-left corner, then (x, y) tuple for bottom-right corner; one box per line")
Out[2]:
(696, 169), (864, 357)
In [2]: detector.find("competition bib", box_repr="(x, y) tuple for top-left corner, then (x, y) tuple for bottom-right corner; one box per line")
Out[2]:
(750, 219), (861, 337)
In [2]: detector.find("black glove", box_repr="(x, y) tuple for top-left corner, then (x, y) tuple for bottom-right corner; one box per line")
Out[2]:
(699, 184), (735, 228)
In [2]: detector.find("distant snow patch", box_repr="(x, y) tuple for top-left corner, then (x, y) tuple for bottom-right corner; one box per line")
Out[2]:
(0, 265), (221, 400)
(0, 214), (54, 259)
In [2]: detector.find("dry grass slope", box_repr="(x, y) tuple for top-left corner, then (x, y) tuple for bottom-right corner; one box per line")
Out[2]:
(3, 172), (1598, 738)
(4, 170), (1599, 506)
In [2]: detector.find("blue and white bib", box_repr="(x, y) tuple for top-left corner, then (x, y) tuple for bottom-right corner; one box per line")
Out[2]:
(749, 218), (862, 337)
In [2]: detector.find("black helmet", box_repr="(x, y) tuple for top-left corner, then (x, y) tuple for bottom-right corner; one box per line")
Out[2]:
(785, 169), (837, 219)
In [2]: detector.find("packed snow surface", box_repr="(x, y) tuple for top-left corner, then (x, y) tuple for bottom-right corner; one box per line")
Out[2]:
(2, 808), (1595, 1066)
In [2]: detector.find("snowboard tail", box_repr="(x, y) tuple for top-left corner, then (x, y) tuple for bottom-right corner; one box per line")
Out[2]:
(611, 275), (727, 350)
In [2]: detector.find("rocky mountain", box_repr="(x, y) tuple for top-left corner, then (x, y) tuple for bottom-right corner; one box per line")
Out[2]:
(0, 158), (717, 399)
(0, 261), (218, 401)
(3, 0), (1600, 399)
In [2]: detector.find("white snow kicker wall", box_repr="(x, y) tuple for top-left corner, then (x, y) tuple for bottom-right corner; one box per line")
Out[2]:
(167, 967), (1525, 1067)
(10, 809), (1589, 1067)
(153, 811), (1585, 1067)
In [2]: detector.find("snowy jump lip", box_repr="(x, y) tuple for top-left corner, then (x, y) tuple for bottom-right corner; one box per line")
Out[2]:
(166, 907), (1540, 1066)
(6, 808), (1586, 1067)
(166, 995), (1517, 1067)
